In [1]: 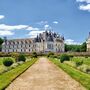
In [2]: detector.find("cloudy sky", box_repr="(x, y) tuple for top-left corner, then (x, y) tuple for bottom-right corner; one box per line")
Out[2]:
(0, 0), (90, 44)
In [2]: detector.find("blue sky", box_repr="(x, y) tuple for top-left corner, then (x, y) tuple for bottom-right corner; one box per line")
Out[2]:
(0, 0), (90, 44)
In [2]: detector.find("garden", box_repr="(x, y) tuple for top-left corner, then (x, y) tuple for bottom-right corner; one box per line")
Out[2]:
(0, 52), (38, 90)
(48, 53), (90, 90)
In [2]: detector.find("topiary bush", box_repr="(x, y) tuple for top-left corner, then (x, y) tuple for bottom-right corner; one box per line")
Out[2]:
(31, 52), (37, 58)
(17, 54), (26, 62)
(3, 58), (14, 67)
(60, 54), (70, 63)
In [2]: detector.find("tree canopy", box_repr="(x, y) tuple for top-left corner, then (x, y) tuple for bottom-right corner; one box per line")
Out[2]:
(65, 42), (87, 52)
(0, 38), (3, 45)
(0, 38), (4, 51)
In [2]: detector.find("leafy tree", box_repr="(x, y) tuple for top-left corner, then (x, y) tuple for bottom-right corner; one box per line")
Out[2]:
(65, 44), (81, 52)
(80, 42), (87, 52)
(0, 38), (4, 51)
(0, 38), (3, 45)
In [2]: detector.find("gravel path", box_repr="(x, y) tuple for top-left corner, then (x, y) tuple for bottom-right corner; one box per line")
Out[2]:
(6, 57), (85, 90)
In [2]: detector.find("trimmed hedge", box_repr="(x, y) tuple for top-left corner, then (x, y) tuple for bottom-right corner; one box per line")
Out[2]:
(17, 54), (26, 62)
(3, 58), (14, 67)
(60, 54), (70, 63)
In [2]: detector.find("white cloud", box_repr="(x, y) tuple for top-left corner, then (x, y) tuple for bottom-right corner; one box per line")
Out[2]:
(44, 24), (49, 28)
(0, 15), (5, 19)
(28, 30), (44, 38)
(53, 21), (58, 24)
(76, 0), (90, 3)
(37, 21), (48, 25)
(79, 4), (90, 11)
(26, 26), (39, 31)
(76, 0), (90, 11)
(0, 30), (14, 36)
(0, 24), (28, 31)
(65, 39), (81, 45)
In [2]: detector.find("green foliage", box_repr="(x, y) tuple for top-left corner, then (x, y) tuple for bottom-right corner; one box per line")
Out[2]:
(65, 42), (87, 52)
(17, 54), (26, 62)
(75, 60), (83, 67)
(0, 52), (11, 57)
(10, 52), (19, 62)
(31, 52), (37, 58)
(50, 58), (90, 89)
(0, 58), (37, 90)
(69, 55), (74, 58)
(0, 38), (3, 45)
(60, 54), (70, 63)
(77, 64), (90, 74)
(3, 58), (14, 67)
(47, 52), (54, 57)
(0, 38), (4, 51)
(65, 44), (81, 52)
(81, 42), (87, 52)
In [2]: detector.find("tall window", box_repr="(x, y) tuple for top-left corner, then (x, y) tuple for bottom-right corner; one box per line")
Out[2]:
(47, 44), (53, 49)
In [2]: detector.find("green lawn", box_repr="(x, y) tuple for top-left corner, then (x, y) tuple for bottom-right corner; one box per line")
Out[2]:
(0, 58), (37, 90)
(50, 58), (90, 90)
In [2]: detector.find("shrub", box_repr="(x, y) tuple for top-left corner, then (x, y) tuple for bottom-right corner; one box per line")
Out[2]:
(85, 56), (88, 58)
(47, 52), (54, 57)
(31, 52), (37, 58)
(75, 60), (83, 67)
(60, 54), (70, 63)
(17, 54), (26, 62)
(3, 58), (14, 67)
(77, 64), (90, 74)
(69, 55), (74, 58)
(11, 63), (19, 68)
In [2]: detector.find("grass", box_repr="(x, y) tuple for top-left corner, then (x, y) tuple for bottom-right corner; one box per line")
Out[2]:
(50, 58), (90, 90)
(71, 57), (90, 66)
(0, 58), (37, 90)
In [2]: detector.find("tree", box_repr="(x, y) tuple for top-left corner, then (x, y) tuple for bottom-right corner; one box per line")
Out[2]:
(80, 42), (87, 52)
(0, 38), (3, 45)
(0, 38), (4, 51)
(65, 44), (81, 52)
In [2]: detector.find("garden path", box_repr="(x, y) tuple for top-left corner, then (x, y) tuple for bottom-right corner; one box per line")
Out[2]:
(6, 57), (85, 90)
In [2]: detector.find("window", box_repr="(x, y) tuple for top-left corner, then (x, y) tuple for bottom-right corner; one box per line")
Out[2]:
(47, 44), (53, 49)
(29, 49), (30, 52)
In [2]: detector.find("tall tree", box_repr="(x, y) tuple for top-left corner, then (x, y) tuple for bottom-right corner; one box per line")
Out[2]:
(80, 42), (87, 52)
(0, 38), (4, 51)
